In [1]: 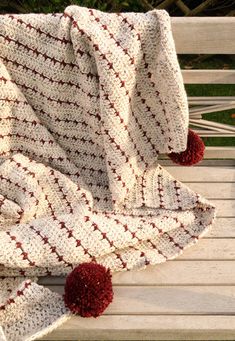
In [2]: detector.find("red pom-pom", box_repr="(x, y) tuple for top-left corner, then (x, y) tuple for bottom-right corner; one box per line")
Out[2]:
(169, 129), (205, 166)
(63, 262), (113, 317)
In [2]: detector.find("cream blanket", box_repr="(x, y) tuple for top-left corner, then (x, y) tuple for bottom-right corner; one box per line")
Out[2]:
(0, 5), (216, 341)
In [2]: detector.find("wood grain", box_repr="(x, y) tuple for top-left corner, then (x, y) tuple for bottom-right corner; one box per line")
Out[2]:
(39, 315), (235, 340)
(182, 70), (235, 84)
(45, 285), (235, 315)
(39, 260), (235, 286)
(164, 166), (235, 182)
(171, 17), (235, 54)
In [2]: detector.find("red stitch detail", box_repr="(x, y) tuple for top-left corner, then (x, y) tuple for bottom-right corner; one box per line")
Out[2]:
(0, 33), (94, 75)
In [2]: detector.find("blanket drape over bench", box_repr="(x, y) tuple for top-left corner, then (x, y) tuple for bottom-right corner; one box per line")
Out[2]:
(0, 5), (216, 341)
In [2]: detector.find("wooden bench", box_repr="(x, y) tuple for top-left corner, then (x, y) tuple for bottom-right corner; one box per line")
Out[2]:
(38, 16), (235, 340)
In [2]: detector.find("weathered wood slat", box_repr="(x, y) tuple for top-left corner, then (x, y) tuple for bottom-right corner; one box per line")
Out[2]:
(39, 315), (235, 340)
(160, 159), (235, 167)
(161, 147), (235, 160)
(193, 131), (235, 137)
(182, 70), (235, 84)
(206, 218), (235, 237)
(162, 146), (235, 160)
(46, 286), (235, 315)
(163, 166), (235, 182)
(209, 200), (234, 217)
(189, 119), (235, 133)
(194, 147), (235, 159)
(189, 103), (235, 116)
(39, 260), (235, 286)
(176, 238), (235, 260)
(188, 96), (235, 104)
(171, 17), (235, 54)
(184, 183), (235, 198)
(111, 261), (235, 286)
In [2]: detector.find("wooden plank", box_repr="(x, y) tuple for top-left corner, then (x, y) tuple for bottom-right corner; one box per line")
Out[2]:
(192, 199), (234, 217)
(160, 148), (235, 160)
(177, 239), (235, 260)
(206, 218), (235, 238)
(161, 148), (235, 160)
(39, 315), (235, 340)
(39, 260), (235, 286)
(171, 17), (235, 54)
(189, 119), (235, 133)
(183, 183), (235, 199)
(160, 159), (235, 167)
(192, 131), (235, 137)
(189, 103), (235, 115)
(182, 70), (235, 84)
(193, 121), (235, 133)
(46, 286), (235, 315)
(188, 97), (235, 105)
(112, 261), (235, 286)
(204, 199), (234, 217)
(163, 166), (235, 182)
(193, 147), (235, 159)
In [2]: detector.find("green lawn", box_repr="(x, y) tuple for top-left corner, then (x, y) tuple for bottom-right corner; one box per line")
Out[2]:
(179, 55), (235, 147)
(185, 84), (235, 147)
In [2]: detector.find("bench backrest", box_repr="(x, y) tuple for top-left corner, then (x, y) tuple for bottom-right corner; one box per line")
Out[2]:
(170, 17), (235, 159)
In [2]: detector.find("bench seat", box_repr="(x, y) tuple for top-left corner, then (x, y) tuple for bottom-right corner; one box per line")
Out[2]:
(38, 160), (235, 340)
(38, 15), (235, 340)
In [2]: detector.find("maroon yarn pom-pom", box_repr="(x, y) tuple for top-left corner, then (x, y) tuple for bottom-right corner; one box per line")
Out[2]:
(169, 129), (205, 166)
(63, 262), (113, 317)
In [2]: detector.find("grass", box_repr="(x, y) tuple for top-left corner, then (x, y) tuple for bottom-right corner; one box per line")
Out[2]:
(179, 55), (235, 147)
(185, 84), (235, 147)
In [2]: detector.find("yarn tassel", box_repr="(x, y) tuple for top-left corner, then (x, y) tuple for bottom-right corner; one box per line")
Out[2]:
(63, 263), (113, 317)
(168, 129), (205, 166)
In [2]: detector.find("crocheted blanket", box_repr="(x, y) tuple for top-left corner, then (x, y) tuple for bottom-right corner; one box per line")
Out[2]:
(0, 5), (216, 341)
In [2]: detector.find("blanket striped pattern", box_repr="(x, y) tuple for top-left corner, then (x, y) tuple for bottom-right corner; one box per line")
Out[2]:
(0, 5), (216, 341)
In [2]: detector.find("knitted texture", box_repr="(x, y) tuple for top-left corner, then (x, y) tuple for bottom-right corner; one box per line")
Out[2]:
(0, 5), (216, 340)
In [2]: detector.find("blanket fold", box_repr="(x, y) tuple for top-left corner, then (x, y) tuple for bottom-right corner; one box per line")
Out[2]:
(0, 5), (216, 341)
